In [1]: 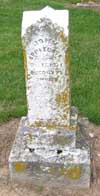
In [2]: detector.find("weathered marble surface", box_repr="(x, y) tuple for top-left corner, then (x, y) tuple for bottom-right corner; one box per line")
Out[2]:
(22, 6), (70, 127)
(9, 117), (90, 187)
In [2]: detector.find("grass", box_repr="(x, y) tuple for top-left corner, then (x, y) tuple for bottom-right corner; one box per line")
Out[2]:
(0, 0), (100, 124)
(70, 9), (100, 124)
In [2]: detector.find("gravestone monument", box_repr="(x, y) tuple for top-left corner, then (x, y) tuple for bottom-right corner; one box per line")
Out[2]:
(9, 6), (91, 187)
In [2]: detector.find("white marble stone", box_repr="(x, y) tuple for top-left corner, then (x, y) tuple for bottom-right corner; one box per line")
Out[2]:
(22, 6), (69, 37)
(22, 6), (70, 127)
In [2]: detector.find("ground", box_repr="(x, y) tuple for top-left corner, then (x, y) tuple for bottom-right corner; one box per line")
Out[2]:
(0, 117), (100, 196)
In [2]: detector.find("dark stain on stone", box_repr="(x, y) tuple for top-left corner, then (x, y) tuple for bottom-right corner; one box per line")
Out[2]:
(29, 148), (35, 152)
(57, 149), (63, 154)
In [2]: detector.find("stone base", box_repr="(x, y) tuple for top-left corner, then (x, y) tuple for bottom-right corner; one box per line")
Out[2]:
(9, 116), (91, 188)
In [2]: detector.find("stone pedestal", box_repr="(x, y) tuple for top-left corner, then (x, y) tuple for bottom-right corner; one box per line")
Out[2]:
(9, 6), (91, 188)
(9, 115), (90, 187)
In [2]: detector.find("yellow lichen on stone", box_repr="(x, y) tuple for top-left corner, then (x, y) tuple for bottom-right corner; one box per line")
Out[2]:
(59, 31), (67, 44)
(70, 124), (78, 131)
(28, 132), (32, 140)
(66, 165), (81, 180)
(14, 162), (26, 172)
(56, 90), (69, 105)
(63, 114), (68, 119)
(65, 48), (70, 66)
(27, 74), (31, 80)
(59, 31), (70, 75)
(46, 125), (57, 129)
(34, 121), (43, 127)
(23, 49), (28, 80)
(60, 165), (81, 180)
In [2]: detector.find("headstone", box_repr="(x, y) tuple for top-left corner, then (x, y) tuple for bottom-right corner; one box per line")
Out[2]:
(9, 6), (91, 188)
(23, 6), (70, 128)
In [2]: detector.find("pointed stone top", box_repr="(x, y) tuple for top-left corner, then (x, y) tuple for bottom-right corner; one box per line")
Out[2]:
(22, 6), (69, 37)
(41, 6), (55, 12)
